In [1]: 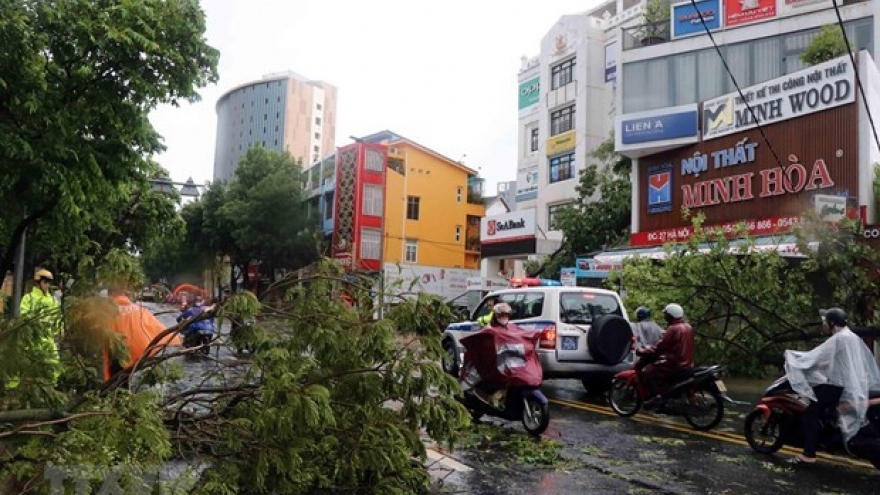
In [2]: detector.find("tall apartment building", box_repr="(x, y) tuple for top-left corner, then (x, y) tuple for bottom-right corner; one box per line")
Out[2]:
(302, 131), (486, 301)
(595, 0), (879, 268)
(480, 0), (645, 282)
(213, 71), (337, 182)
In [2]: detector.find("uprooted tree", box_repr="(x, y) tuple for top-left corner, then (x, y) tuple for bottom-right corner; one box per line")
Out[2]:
(0, 259), (469, 494)
(617, 214), (880, 377)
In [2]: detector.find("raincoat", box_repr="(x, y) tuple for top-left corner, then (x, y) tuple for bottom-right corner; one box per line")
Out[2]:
(784, 327), (880, 442)
(460, 324), (543, 390)
(103, 295), (182, 381)
(9, 287), (63, 387)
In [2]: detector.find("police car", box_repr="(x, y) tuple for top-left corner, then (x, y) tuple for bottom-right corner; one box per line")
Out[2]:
(441, 279), (635, 395)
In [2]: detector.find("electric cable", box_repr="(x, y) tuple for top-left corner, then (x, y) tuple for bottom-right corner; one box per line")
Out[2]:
(831, 0), (880, 153)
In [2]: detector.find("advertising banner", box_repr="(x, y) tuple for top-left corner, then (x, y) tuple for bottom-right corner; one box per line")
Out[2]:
(560, 268), (577, 286)
(619, 106), (699, 145)
(631, 215), (805, 246)
(384, 264), (477, 301)
(481, 209), (537, 244)
(604, 41), (618, 83)
(516, 163), (539, 202)
(672, 0), (722, 39)
(518, 77), (540, 110)
(702, 54), (856, 140)
(546, 130), (576, 155)
(724, 0), (775, 27)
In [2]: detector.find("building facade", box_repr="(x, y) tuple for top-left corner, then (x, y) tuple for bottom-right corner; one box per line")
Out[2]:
(607, 0), (879, 264)
(302, 131), (486, 301)
(213, 71), (337, 182)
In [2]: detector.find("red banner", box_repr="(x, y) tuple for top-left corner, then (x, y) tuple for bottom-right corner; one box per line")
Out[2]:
(631, 215), (805, 247)
(725, 0), (776, 27)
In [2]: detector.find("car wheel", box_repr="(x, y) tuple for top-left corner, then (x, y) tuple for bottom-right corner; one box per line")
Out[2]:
(442, 339), (459, 377)
(587, 315), (633, 365)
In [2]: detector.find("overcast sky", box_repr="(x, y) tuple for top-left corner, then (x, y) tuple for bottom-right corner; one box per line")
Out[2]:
(148, 0), (601, 194)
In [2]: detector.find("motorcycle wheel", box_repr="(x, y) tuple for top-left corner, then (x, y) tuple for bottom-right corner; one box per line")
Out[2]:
(744, 410), (784, 454)
(521, 395), (550, 436)
(609, 378), (642, 417)
(683, 389), (724, 431)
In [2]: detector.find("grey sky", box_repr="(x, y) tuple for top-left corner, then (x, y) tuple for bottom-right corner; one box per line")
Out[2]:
(148, 0), (600, 194)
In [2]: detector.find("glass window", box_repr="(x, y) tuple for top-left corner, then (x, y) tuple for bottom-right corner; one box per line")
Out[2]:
(725, 43), (752, 90)
(559, 292), (623, 324)
(672, 52), (697, 106)
(495, 292), (546, 320)
(697, 49), (725, 102)
(406, 196), (420, 220)
(405, 239), (418, 263)
(753, 37), (782, 84)
(550, 105), (575, 136)
(644, 58), (670, 110)
(456, 186), (462, 203)
(362, 184), (383, 216)
(551, 58), (576, 89)
(360, 228), (381, 260)
(530, 128), (539, 152)
(548, 203), (571, 230)
(455, 225), (462, 243)
(549, 153), (575, 184)
(315, 116), (322, 126)
(364, 149), (384, 172)
(317, 103), (323, 111)
(323, 195), (333, 220)
(622, 61), (649, 114)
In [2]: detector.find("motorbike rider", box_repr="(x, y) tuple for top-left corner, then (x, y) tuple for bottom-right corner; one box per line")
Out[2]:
(784, 307), (880, 465)
(177, 297), (215, 344)
(631, 306), (665, 349)
(637, 303), (694, 408)
(466, 302), (516, 405)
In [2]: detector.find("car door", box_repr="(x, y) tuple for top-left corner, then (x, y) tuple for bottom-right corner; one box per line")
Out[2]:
(555, 291), (624, 362)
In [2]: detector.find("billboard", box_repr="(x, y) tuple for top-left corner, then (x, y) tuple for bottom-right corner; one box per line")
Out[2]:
(516, 163), (539, 202)
(383, 263), (477, 301)
(702, 54), (856, 140)
(518, 77), (540, 110)
(672, 0), (722, 39)
(481, 209), (537, 244)
(604, 41), (618, 83)
(724, 0), (775, 27)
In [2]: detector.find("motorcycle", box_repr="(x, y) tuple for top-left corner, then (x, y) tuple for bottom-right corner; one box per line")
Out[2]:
(609, 351), (728, 431)
(457, 328), (550, 436)
(177, 304), (215, 357)
(743, 376), (880, 468)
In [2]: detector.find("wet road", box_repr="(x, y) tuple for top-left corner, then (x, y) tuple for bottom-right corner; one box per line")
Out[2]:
(437, 379), (880, 495)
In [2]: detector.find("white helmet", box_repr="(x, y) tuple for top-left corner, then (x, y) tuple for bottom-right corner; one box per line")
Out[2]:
(663, 303), (685, 319)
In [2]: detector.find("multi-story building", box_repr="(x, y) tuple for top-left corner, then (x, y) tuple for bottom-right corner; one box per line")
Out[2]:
(597, 0), (879, 267)
(213, 71), (337, 182)
(302, 131), (486, 301)
(483, 1), (647, 283)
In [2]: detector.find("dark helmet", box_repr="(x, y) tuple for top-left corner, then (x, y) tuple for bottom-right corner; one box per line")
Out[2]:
(635, 306), (651, 321)
(821, 307), (848, 327)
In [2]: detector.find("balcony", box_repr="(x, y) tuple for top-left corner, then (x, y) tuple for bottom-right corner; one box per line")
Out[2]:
(622, 20), (671, 51)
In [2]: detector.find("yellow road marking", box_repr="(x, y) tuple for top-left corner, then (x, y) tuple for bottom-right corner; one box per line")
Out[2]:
(549, 396), (874, 471)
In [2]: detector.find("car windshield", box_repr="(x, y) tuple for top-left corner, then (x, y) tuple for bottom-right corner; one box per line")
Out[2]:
(560, 292), (623, 324)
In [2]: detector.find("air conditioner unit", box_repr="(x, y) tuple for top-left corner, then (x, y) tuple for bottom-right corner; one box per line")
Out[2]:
(388, 147), (400, 155)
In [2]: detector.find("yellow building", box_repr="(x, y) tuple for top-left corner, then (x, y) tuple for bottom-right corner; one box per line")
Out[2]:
(364, 131), (485, 270)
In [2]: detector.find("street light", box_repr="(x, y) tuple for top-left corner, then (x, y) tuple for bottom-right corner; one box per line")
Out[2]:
(149, 175), (203, 198)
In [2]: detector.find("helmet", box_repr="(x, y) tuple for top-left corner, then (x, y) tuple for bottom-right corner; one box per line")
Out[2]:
(635, 306), (651, 321)
(663, 303), (685, 320)
(494, 303), (513, 315)
(821, 307), (848, 327)
(34, 269), (53, 282)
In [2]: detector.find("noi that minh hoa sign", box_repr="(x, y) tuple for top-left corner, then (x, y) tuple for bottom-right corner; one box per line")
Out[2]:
(702, 54), (855, 140)
(481, 209), (537, 244)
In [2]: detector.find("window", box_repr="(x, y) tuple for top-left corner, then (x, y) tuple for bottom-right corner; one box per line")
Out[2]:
(530, 128), (539, 152)
(364, 149), (384, 172)
(315, 132), (321, 139)
(551, 58), (575, 89)
(317, 103), (323, 111)
(550, 105), (575, 136)
(456, 186), (463, 203)
(360, 229), (381, 260)
(548, 203), (571, 230)
(455, 226), (462, 243)
(406, 196), (420, 220)
(549, 153), (575, 183)
(405, 239), (418, 263)
(314, 145), (319, 152)
(315, 117), (322, 126)
(362, 184), (383, 217)
(323, 195), (333, 220)
(560, 292), (623, 324)
(491, 292), (546, 320)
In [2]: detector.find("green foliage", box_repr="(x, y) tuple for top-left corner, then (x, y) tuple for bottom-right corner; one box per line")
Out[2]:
(801, 25), (848, 66)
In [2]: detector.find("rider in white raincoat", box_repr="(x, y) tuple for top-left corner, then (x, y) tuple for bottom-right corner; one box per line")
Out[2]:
(784, 308), (880, 462)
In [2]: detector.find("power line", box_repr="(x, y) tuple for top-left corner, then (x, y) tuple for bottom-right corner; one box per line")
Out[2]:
(831, 0), (880, 153)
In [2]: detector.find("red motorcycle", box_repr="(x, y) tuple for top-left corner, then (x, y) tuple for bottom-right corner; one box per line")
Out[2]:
(743, 376), (880, 468)
(458, 328), (550, 436)
(609, 352), (728, 431)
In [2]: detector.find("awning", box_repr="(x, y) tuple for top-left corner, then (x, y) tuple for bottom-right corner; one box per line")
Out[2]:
(593, 235), (818, 265)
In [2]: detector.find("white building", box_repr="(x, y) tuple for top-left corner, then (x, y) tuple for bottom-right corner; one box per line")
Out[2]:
(479, 0), (647, 282)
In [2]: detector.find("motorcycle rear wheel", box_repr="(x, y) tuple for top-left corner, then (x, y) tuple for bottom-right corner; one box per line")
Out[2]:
(521, 396), (550, 436)
(744, 410), (784, 454)
(683, 389), (724, 431)
(609, 378), (642, 417)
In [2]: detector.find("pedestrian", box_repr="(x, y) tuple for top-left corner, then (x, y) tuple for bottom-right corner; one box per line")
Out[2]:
(783, 307), (880, 464)
(11, 269), (63, 388)
(631, 306), (665, 348)
(103, 283), (181, 382)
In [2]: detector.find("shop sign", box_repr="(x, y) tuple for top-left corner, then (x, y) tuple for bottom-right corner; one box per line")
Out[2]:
(631, 215), (805, 246)
(560, 268), (577, 286)
(518, 77), (540, 110)
(647, 163), (673, 214)
(672, 0), (721, 39)
(516, 163), (539, 202)
(481, 209), (537, 244)
(546, 130), (576, 155)
(725, 0), (776, 27)
(605, 41), (618, 83)
(813, 194), (847, 222)
(575, 257), (622, 277)
(620, 107), (699, 144)
(677, 139), (836, 210)
(703, 54), (855, 140)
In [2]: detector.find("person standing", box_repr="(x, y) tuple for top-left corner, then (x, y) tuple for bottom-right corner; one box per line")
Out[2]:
(14, 269), (62, 387)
